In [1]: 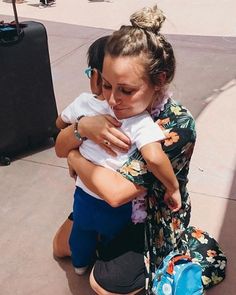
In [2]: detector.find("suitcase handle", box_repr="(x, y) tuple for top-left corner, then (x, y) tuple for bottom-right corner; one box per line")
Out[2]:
(12, 0), (21, 35)
(0, 0), (24, 45)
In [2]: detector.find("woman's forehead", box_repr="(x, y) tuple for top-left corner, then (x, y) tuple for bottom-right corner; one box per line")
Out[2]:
(103, 55), (147, 83)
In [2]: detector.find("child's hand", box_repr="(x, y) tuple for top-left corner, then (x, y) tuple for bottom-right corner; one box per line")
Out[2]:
(164, 189), (182, 212)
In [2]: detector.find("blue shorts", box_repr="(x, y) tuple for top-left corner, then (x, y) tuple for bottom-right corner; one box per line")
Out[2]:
(69, 187), (132, 267)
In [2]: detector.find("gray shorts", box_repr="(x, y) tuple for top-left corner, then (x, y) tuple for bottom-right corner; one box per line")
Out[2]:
(94, 223), (145, 294)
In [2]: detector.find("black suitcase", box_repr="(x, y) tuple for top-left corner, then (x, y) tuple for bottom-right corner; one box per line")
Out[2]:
(0, 1), (59, 165)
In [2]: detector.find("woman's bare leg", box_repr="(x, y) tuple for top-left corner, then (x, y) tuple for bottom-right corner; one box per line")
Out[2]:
(89, 267), (143, 295)
(53, 218), (73, 257)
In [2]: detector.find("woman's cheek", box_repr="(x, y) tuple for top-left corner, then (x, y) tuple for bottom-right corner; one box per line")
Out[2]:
(131, 98), (149, 112)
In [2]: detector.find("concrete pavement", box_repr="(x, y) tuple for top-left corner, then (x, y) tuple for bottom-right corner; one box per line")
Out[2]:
(189, 80), (236, 295)
(0, 1), (236, 294)
(1, 0), (236, 36)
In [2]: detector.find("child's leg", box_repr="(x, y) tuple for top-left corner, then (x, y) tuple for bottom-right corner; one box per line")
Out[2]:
(94, 199), (132, 242)
(70, 187), (98, 267)
(69, 221), (97, 267)
(71, 186), (132, 265)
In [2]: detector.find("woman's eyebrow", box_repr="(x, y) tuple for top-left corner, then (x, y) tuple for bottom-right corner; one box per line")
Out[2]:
(101, 73), (137, 87)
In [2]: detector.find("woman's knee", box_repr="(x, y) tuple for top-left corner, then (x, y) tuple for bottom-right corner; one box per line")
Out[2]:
(53, 235), (69, 258)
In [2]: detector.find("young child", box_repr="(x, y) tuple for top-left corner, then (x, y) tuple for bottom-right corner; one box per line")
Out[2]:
(56, 36), (108, 130)
(56, 36), (181, 275)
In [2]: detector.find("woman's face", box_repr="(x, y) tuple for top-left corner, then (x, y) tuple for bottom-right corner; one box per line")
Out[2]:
(102, 54), (157, 120)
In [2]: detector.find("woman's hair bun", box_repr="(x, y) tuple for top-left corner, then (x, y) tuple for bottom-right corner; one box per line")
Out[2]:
(130, 5), (166, 34)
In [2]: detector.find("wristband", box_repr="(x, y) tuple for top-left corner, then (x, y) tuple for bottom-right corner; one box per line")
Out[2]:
(74, 116), (87, 142)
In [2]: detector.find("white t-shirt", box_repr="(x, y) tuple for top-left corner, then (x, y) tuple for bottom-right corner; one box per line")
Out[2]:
(61, 92), (165, 199)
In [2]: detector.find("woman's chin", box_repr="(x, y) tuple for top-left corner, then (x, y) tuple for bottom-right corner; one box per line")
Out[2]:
(113, 109), (135, 120)
(113, 110), (126, 120)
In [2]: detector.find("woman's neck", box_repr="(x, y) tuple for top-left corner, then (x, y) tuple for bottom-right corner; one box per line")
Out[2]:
(150, 91), (172, 117)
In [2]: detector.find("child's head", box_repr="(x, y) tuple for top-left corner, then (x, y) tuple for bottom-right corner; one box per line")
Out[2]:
(86, 35), (110, 95)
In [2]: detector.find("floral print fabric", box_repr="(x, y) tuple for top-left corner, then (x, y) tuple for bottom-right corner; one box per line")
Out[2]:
(179, 226), (227, 290)
(118, 98), (226, 293)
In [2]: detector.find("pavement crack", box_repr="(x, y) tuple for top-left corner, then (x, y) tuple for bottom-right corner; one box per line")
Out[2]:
(20, 159), (68, 169)
(189, 190), (236, 201)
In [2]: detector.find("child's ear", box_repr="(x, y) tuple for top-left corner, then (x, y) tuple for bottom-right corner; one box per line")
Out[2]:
(90, 69), (102, 96)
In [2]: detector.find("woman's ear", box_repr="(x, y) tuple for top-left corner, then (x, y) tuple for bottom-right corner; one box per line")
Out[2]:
(90, 69), (102, 96)
(154, 72), (167, 90)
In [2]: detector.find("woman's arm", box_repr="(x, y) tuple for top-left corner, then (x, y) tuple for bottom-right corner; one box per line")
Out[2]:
(55, 124), (81, 158)
(67, 150), (146, 207)
(55, 115), (131, 158)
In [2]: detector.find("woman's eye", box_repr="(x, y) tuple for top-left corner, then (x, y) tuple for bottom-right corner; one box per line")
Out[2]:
(121, 88), (133, 95)
(102, 83), (112, 90)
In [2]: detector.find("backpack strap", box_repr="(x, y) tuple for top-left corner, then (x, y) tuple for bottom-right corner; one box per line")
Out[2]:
(166, 254), (192, 275)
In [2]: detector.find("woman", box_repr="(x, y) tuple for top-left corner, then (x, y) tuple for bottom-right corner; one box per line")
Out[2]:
(54, 5), (226, 295)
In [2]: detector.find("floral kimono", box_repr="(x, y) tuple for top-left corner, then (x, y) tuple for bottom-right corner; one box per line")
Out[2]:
(119, 98), (227, 293)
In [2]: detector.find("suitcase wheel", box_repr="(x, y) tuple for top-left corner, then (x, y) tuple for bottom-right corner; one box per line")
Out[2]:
(0, 156), (11, 166)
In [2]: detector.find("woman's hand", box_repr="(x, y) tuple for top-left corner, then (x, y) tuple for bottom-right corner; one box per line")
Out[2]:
(55, 115), (131, 158)
(79, 115), (131, 156)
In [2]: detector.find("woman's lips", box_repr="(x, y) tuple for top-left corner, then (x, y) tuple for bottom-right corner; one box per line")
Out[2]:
(112, 107), (127, 111)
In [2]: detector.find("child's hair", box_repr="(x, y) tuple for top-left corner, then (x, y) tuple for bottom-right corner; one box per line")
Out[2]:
(105, 5), (175, 86)
(87, 35), (110, 72)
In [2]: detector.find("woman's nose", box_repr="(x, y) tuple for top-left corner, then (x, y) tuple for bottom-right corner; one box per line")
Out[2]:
(107, 92), (117, 107)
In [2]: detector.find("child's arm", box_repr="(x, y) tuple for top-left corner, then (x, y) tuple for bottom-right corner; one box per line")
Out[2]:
(55, 96), (84, 157)
(55, 115), (81, 158)
(56, 115), (70, 130)
(140, 141), (181, 212)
